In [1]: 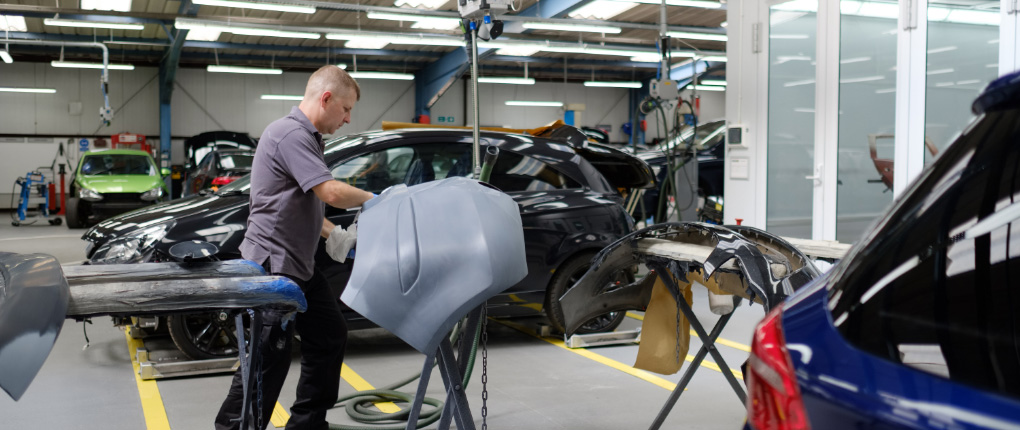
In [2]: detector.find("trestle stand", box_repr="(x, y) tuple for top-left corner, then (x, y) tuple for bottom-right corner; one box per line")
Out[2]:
(646, 261), (747, 430)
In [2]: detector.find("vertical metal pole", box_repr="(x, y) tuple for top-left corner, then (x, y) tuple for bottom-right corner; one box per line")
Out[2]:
(471, 27), (481, 179)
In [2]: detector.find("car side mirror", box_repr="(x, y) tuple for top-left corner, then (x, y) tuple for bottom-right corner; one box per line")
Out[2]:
(161, 167), (171, 177)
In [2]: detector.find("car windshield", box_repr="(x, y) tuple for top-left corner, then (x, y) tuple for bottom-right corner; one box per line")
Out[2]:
(80, 154), (156, 176)
(220, 153), (254, 170)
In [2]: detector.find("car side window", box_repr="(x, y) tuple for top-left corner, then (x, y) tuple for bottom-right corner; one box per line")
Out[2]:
(331, 143), (471, 193)
(829, 109), (1020, 400)
(486, 151), (581, 192)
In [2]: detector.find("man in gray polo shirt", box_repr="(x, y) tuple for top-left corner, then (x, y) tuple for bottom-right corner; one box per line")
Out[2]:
(215, 65), (374, 430)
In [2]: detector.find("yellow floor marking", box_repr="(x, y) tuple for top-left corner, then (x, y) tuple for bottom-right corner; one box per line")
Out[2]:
(124, 331), (171, 430)
(270, 403), (289, 428)
(626, 312), (752, 352)
(495, 319), (679, 392)
(506, 294), (544, 311)
(341, 363), (402, 413)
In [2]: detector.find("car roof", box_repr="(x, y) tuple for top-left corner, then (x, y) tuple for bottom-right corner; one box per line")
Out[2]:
(973, 69), (1020, 114)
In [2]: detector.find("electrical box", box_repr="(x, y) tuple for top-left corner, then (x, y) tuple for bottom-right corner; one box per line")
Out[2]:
(649, 78), (679, 100)
(458, 0), (513, 18)
(727, 124), (747, 148)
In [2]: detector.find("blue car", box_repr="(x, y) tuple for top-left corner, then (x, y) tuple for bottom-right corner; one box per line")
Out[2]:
(744, 72), (1020, 429)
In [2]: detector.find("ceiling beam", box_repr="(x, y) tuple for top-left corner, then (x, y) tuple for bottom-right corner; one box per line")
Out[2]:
(504, 0), (596, 33)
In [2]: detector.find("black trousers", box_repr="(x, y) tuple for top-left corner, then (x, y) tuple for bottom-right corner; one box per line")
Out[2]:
(214, 268), (348, 430)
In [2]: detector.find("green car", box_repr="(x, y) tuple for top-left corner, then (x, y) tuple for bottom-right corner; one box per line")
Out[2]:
(66, 149), (170, 228)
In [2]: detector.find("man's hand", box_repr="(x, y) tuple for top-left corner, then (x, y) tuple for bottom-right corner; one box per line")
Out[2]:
(325, 223), (357, 263)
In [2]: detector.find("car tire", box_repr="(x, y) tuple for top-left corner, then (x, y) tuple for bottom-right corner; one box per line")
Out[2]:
(168, 312), (241, 360)
(65, 197), (84, 229)
(544, 253), (628, 335)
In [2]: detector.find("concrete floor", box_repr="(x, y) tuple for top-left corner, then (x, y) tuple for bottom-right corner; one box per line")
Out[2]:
(0, 212), (762, 429)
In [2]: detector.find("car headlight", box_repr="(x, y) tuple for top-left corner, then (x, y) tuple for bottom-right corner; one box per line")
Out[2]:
(140, 186), (165, 202)
(79, 188), (103, 201)
(89, 220), (176, 264)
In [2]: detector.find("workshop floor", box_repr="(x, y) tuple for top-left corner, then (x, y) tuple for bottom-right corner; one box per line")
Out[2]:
(0, 213), (763, 430)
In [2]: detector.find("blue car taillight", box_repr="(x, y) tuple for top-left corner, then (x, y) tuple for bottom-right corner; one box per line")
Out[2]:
(747, 306), (810, 430)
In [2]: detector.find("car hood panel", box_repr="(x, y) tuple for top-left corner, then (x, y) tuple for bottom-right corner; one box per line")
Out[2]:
(85, 194), (248, 246)
(78, 176), (163, 193)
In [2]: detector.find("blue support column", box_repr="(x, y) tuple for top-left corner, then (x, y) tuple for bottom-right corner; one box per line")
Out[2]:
(414, 45), (494, 120)
(158, 0), (199, 167)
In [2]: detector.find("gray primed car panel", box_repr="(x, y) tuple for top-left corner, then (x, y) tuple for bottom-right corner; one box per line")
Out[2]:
(0, 252), (69, 401)
(342, 177), (528, 354)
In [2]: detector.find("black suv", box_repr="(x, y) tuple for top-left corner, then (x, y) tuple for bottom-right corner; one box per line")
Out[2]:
(82, 126), (654, 358)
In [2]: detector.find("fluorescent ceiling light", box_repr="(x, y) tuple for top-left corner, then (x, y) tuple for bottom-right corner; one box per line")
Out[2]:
(699, 56), (727, 62)
(184, 28), (223, 41)
(955, 79), (981, 86)
(495, 46), (542, 56)
(326, 33), (464, 47)
(45, 18), (144, 30)
(226, 27), (319, 39)
(0, 15), (28, 32)
(926, 68), (954, 75)
(667, 31), (727, 42)
(0, 87), (56, 93)
(686, 85), (725, 92)
(343, 39), (390, 49)
(584, 81), (642, 88)
(506, 101), (564, 107)
(0, 50), (12, 64)
(367, 11), (460, 24)
(348, 71), (414, 80)
(699, 79), (726, 86)
(478, 77), (535, 85)
(606, 0), (722, 8)
(193, 0), (316, 14)
(336, 63), (347, 69)
(875, 88), (896, 94)
(568, 1), (639, 20)
(630, 54), (661, 62)
(720, 21), (728, 27)
(207, 65), (282, 74)
(81, 0), (132, 12)
(261, 94), (303, 100)
(521, 22), (622, 34)
(175, 19), (320, 39)
(934, 81), (955, 87)
(51, 61), (135, 70)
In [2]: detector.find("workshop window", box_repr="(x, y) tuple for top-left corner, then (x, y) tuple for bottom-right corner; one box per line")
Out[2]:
(828, 108), (1020, 400)
(486, 151), (581, 192)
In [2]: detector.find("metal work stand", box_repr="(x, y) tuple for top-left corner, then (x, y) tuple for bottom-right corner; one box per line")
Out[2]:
(645, 261), (747, 430)
(233, 309), (264, 430)
(404, 307), (484, 430)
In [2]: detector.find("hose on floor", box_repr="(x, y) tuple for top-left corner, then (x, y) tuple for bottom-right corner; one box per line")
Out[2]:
(327, 317), (483, 430)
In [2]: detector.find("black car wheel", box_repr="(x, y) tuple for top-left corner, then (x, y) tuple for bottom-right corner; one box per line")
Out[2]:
(544, 253), (628, 334)
(168, 312), (241, 360)
(65, 197), (85, 229)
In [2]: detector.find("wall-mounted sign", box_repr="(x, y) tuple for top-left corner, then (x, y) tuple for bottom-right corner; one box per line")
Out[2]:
(436, 116), (456, 123)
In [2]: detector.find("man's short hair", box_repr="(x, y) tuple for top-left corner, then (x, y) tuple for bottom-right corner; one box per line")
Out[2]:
(305, 65), (361, 102)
